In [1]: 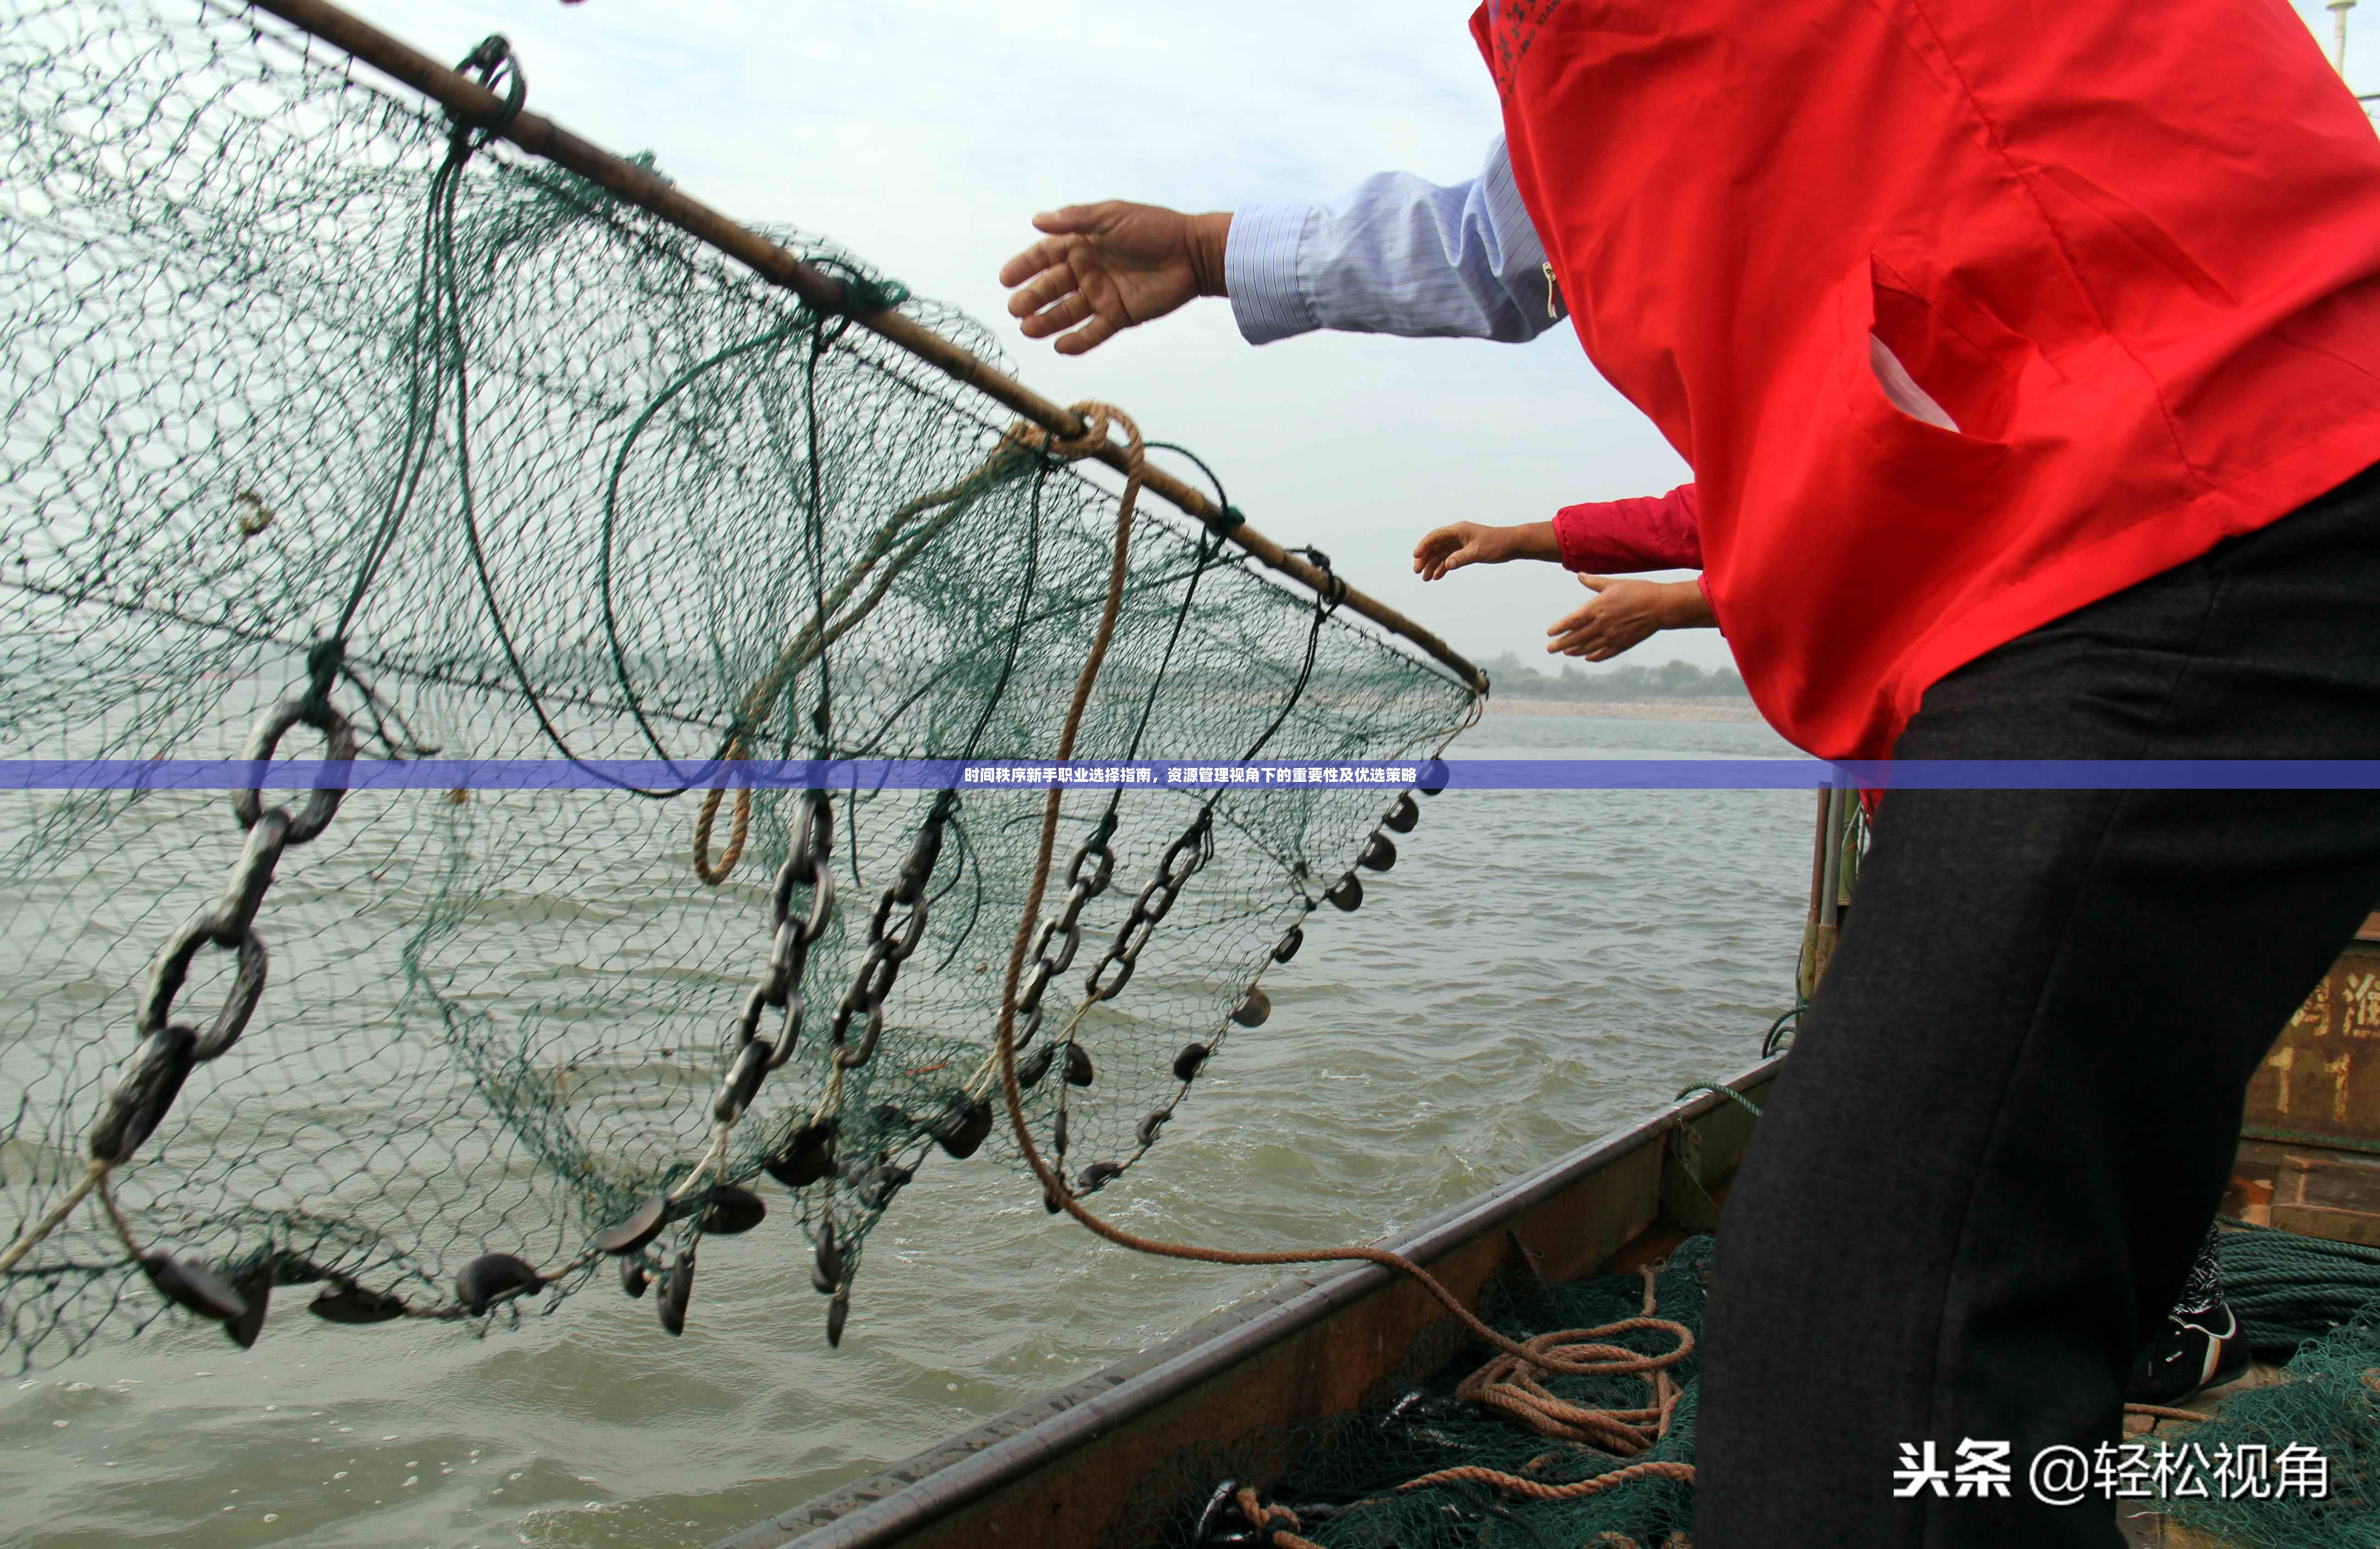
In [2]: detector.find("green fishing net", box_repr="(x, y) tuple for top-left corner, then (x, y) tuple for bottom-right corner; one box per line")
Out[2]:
(1135, 1237), (1714, 1549)
(2163, 1305), (2380, 1549)
(0, 0), (1478, 1370)
(2132, 1227), (2380, 1548)
(1124, 1229), (2380, 1549)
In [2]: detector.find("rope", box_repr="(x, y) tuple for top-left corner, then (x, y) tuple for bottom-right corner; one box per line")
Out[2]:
(1672, 1083), (1762, 1119)
(1234, 1485), (1326, 1549)
(685, 420), (1048, 882)
(2217, 1218), (2380, 1349)
(0, 1161), (109, 1275)
(1212, 1262), (1706, 1537)
(1393, 1264), (1697, 1501)
(1393, 1459), (1698, 1504)
(988, 421), (1718, 1385)
(1446, 1266), (1695, 1456)
(2125, 1402), (2217, 1424)
(691, 750), (752, 884)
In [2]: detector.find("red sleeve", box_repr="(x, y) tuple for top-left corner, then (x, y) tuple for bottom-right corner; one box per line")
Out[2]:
(1551, 482), (1702, 573)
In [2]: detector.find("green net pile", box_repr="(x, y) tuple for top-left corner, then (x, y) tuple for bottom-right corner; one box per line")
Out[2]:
(2143, 1227), (2380, 1549)
(1122, 1228), (2380, 1549)
(2163, 1306), (2380, 1549)
(1139, 1238), (1714, 1549)
(0, 0), (1477, 1371)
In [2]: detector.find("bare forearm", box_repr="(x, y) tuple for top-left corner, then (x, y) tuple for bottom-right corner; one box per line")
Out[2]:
(1547, 574), (1715, 660)
(1665, 578), (1717, 629)
(1502, 521), (1562, 564)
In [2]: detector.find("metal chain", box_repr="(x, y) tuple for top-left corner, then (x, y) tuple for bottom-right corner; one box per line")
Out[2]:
(1015, 810), (1210, 1201)
(1059, 786), (1422, 1199)
(825, 793), (951, 1071)
(714, 786), (838, 1126)
(1082, 809), (1210, 1005)
(0, 677), (367, 1318)
(675, 786), (842, 1194)
(574, 787), (847, 1339)
(1013, 833), (1115, 1047)
(91, 689), (358, 1174)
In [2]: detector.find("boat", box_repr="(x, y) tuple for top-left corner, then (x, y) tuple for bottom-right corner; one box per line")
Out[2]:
(715, 790), (2380, 1549)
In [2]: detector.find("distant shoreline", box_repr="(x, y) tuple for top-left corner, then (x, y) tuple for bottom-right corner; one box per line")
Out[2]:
(1481, 697), (1765, 724)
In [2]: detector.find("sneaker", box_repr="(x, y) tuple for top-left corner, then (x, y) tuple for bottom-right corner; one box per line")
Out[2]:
(2126, 1301), (2250, 1406)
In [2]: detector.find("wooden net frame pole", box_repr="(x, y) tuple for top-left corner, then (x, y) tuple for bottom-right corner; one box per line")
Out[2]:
(244, 0), (1489, 696)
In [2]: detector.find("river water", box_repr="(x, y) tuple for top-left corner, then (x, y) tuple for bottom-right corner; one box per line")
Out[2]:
(0, 709), (1810, 1549)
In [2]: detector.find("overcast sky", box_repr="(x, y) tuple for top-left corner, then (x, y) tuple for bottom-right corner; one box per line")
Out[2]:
(348, 0), (2367, 678)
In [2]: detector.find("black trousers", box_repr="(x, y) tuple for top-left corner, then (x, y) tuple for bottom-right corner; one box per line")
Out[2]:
(1695, 465), (2380, 1548)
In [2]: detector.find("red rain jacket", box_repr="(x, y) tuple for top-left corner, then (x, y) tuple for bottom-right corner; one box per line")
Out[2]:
(1554, 483), (1703, 573)
(1474, 0), (2380, 758)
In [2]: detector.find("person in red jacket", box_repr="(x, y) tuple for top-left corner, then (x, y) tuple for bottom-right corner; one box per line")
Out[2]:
(1003, 5), (2380, 1542)
(1425, 483), (2259, 1411)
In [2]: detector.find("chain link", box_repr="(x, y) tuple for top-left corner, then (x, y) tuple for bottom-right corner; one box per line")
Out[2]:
(92, 686), (357, 1171)
(828, 797), (952, 1070)
(1009, 836), (1115, 1048)
(713, 788), (836, 1119)
(33, 677), (362, 1320)
(229, 694), (359, 844)
(1084, 813), (1208, 1003)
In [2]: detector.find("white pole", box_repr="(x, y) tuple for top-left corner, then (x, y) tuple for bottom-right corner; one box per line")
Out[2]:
(2332, 0), (2357, 78)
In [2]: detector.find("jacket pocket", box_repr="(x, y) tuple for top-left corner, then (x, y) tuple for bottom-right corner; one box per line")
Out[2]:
(1840, 251), (2031, 431)
(1834, 256), (2017, 495)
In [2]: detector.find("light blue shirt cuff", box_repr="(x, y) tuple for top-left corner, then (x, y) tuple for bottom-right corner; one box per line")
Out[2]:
(1226, 202), (1323, 346)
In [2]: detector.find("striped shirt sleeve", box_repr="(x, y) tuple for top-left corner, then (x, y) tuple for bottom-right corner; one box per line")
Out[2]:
(1224, 135), (1566, 346)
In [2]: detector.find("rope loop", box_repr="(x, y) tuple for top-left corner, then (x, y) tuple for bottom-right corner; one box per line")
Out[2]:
(806, 256), (911, 323)
(445, 34), (525, 153)
(1007, 400), (1144, 480)
(1289, 544), (1348, 610)
(692, 742), (753, 886)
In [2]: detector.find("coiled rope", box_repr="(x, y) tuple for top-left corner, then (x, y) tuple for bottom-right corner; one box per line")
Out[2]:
(1217, 1267), (1697, 1544)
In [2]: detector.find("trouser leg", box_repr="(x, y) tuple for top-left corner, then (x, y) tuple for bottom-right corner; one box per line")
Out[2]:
(1694, 466), (2380, 1548)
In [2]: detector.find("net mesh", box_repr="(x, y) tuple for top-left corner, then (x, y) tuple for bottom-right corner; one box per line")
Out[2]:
(0, 0), (1477, 1369)
(1118, 1229), (2380, 1549)
(2164, 1305), (2380, 1549)
(1132, 1239), (1714, 1549)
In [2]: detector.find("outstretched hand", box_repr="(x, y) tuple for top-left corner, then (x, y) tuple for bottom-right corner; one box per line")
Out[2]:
(1412, 520), (1559, 580)
(997, 202), (1230, 355)
(1546, 576), (1713, 661)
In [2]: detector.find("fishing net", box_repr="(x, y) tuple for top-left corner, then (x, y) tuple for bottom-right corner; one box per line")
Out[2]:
(0, 0), (1478, 1370)
(2162, 1302), (2380, 1549)
(1138, 1237), (1713, 1549)
(1131, 1226), (2380, 1549)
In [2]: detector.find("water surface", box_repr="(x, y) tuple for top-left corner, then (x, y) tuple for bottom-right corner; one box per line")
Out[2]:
(0, 712), (1811, 1548)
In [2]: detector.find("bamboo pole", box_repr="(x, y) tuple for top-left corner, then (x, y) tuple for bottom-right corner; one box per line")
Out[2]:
(245, 0), (1488, 696)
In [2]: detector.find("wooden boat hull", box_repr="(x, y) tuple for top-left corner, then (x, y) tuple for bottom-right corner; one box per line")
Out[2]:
(717, 1054), (1783, 1549)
